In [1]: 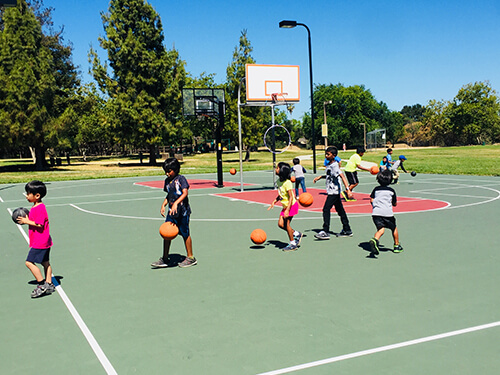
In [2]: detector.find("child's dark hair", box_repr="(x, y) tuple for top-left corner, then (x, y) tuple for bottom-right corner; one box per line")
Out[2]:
(325, 146), (338, 156)
(357, 146), (366, 154)
(277, 162), (292, 182)
(25, 180), (47, 198)
(162, 157), (180, 174)
(376, 169), (392, 186)
(293, 157), (300, 165)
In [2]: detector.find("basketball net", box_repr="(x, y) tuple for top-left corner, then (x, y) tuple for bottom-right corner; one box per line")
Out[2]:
(270, 93), (294, 115)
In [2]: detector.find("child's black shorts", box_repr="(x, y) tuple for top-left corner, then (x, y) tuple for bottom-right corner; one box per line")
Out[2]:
(372, 216), (396, 231)
(26, 247), (51, 264)
(345, 171), (359, 185)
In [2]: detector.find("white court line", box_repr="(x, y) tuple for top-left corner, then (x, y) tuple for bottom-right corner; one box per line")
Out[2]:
(257, 321), (500, 375)
(7, 208), (118, 375)
(69, 203), (321, 221)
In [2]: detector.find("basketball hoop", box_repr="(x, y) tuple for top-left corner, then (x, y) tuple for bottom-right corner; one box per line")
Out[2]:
(196, 113), (211, 121)
(270, 93), (294, 115)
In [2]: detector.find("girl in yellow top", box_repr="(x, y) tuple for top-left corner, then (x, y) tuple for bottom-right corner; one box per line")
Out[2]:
(268, 162), (303, 251)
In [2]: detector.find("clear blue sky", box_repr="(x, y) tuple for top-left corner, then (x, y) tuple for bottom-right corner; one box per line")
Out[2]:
(49, 0), (500, 119)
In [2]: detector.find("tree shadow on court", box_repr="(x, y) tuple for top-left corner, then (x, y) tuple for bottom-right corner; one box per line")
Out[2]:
(358, 242), (392, 259)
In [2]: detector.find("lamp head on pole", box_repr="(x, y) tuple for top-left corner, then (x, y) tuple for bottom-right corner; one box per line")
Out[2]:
(279, 20), (297, 28)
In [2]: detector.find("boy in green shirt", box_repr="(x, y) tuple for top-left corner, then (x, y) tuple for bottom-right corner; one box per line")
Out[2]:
(342, 147), (371, 201)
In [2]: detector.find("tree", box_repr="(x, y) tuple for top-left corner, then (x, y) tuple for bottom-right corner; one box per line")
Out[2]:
(310, 83), (403, 148)
(224, 30), (266, 155)
(0, 0), (79, 168)
(400, 104), (425, 124)
(0, 0), (56, 169)
(423, 99), (453, 146)
(447, 81), (500, 145)
(90, 0), (186, 165)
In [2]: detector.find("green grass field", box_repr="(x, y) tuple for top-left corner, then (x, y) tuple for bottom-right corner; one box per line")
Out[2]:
(1, 145), (499, 183)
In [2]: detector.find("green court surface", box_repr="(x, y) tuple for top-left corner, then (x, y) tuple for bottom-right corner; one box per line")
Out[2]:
(1, 171), (500, 374)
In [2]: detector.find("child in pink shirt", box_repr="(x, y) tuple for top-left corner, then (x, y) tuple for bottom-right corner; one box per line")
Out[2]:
(17, 180), (55, 298)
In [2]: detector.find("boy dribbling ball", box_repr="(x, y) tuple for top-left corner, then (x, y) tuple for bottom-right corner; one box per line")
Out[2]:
(369, 169), (403, 256)
(151, 158), (197, 268)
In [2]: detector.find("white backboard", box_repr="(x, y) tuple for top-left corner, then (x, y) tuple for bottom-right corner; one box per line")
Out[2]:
(245, 64), (300, 102)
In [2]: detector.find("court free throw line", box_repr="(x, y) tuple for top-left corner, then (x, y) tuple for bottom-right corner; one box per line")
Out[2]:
(256, 321), (500, 375)
(7, 208), (118, 375)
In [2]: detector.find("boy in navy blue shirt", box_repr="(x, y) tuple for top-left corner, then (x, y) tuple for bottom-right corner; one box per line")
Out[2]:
(369, 169), (403, 256)
(151, 158), (197, 268)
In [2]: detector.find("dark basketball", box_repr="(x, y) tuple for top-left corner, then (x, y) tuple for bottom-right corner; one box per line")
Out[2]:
(12, 207), (30, 224)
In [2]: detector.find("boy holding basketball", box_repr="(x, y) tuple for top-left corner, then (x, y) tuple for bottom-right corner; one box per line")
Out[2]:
(313, 147), (353, 240)
(369, 168), (403, 255)
(151, 158), (196, 268)
(342, 147), (371, 201)
(17, 180), (56, 298)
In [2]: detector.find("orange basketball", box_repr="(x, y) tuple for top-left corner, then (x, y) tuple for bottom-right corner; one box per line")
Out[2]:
(159, 222), (179, 240)
(229, 168), (237, 175)
(290, 175), (296, 182)
(250, 229), (267, 245)
(298, 192), (313, 207)
(370, 165), (379, 175)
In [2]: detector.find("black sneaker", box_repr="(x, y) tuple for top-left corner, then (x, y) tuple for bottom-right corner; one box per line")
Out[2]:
(393, 244), (404, 253)
(337, 230), (353, 237)
(369, 238), (380, 255)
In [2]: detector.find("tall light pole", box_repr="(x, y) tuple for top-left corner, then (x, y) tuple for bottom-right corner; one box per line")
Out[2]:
(279, 20), (316, 173)
(323, 100), (332, 149)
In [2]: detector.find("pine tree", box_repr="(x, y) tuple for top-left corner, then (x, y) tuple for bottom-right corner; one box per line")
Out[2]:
(0, 0), (55, 169)
(90, 0), (186, 165)
(0, 0), (80, 168)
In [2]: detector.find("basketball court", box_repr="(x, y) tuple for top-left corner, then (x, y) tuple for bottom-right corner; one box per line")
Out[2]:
(2, 171), (500, 374)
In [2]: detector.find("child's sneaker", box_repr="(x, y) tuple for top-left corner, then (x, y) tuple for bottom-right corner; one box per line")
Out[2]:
(151, 257), (169, 268)
(369, 238), (380, 255)
(282, 243), (298, 252)
(45, 282), (56, 294)
(393, 244), (404, 253)
(314, 230), (330, 240)
(341, 191), (347, 200)
(31, 284), (48, 298)
(178, 257), (197, 268)
(337, 230), (353, 237)
(294, 231), (303, 246)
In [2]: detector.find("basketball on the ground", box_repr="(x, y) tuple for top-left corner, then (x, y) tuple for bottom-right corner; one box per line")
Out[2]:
(370, 165), (379, 175)
(229, 168), (236, 175)
(11, 207), (29, 224)
(290, 175), (296, 182)
(250, 228), (267, 245)
(411, 171), (417, 177)
(298, 192), (313, 207)
(159, 222), (179, 240)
